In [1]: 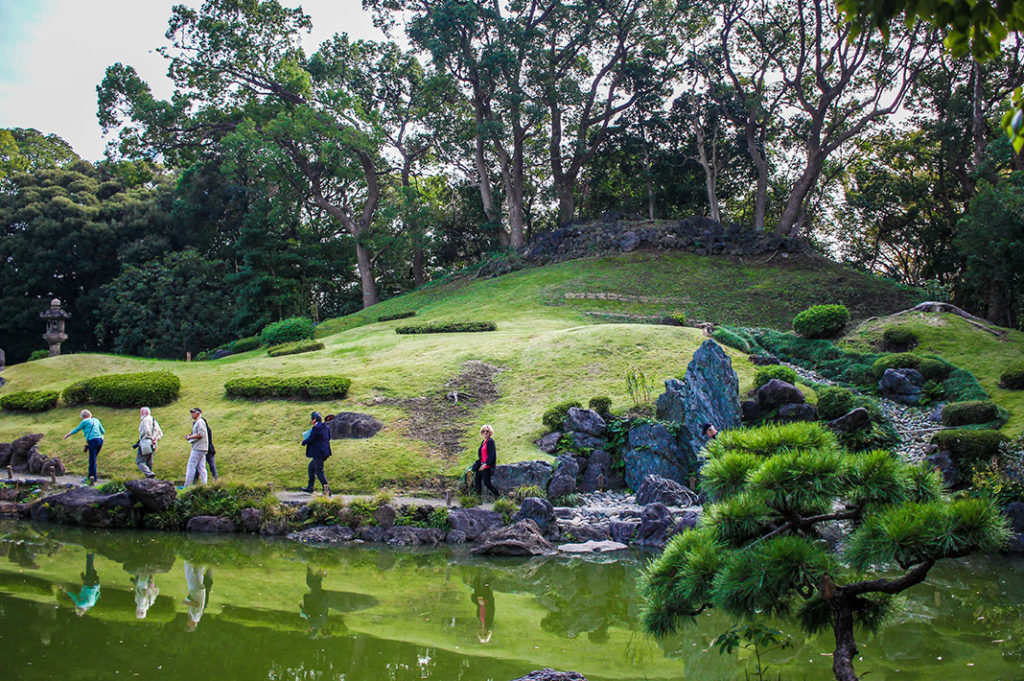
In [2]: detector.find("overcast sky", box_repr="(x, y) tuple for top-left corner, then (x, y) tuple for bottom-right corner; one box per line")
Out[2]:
(0, 0), (386, 160)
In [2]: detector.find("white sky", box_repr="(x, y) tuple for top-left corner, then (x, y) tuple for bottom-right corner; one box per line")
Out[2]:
(0, 0), (386, 160)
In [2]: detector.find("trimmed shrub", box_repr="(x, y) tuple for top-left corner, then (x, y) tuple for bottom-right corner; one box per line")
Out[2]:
(267, 340), (325, 357)
(930, 429), (1009, 463)
(588, 396), (612, 416)
(792, 304), (849, 339)
(943, 368), (989, 402)
(882, 327), (918, 350)
(754, 365), (798, 389)
(224, 376), (351, 400)
(871, 353), (952, 381)
(0, 390), (60, 412)
(941, 401), (1009, 428)
(395, 321), (497, 334)
(712, 327), (752, 353)
(1000, 359), (1024, 390)
(61, 372), (180, 408)
(378, 310), (416, 322)
(259, 317), (315, 347)
(751, 328), (842, 364)
(815, 386), (857, 421)
(230, 336), (261, 353)
(543, 400), (582, 431)
(28, 349), (49, 361)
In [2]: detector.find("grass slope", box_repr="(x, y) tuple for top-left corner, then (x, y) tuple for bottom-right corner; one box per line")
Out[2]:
(0, 251), (922, 492)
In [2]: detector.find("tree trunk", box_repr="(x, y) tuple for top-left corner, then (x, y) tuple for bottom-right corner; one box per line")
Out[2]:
(694, 126), (720, 223)
(473, 119), (508, 248)
(642, 133), (655, 220)
(831, 600), (860, 681)
(987, 278), (1007, 326)
(745, 121), (769, 231)
(776, 154), (824, 237)
(412, 244), (425, 288)
(971, 61), (985, 172)
(556, 179), (575, 226)
(355, 242), (379, 308)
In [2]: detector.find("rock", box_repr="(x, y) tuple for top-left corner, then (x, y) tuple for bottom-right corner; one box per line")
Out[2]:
(493, 460), (552, 491)
(663, 340), (743, 460)
(448, 507), (504, 539)
(827, 407), (871, 433)
(186, 516), (237, 533)
(358, 526), (386, 543)
(757, 379), (805, 410)
(741, 400), (761, 423)
(927, 404), (945, 423)
(512, 497), (558, 538)
(512, 670), (588, 681)
(1008, 533), (1024, 554)
(9, 433), (44, 471)
(635, 475), (698, 507)
(580, 451), (612, 492)
(0, 443), (11, 467)
(608, 520), (639, 544)
(558, 540), (628, 554)
(564, 408), (606, 437)
(239, 508), (264, 533)
(260, 520), (292, 536)
(777, 402), (818, 422)
(750, 354), (779, 366)
(571, 431), (607, 451)
(622, 423), (692, 490)
(556, 520), (610, 543)
(634, 503), (675, 547)
(471, 519), (557, 556)
(618, 231), (640, 252)
(289, 525), (356, 544)
(31, 487), (132, 528)
(41, 456), (65, 476)
(879, 368), (925, 405)
(534, 432), (562, 454)
(1003, 502), (1024, 534)
(374, 504), (397, 529)
(547, 455), (579, 499)
(124, 479), (177, 513)
(384, 526), (443, 546)
(26, 447), (47, 475)
(328, 412), (384, 439)
(445, 529), (468, 544)
(0, 501), (21, 516)
(210, 348), (232, 360)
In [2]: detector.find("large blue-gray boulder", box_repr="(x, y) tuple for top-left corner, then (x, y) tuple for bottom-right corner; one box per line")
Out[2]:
(492, 461), (552, 491)
(879, 368), (925, 405)
(564, 407), (606, 437)
(622, 423), (692, 490)
(547, 455), (579, 499)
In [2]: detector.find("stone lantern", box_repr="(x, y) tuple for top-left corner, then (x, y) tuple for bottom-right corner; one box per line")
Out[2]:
(40, 298), (71, 357)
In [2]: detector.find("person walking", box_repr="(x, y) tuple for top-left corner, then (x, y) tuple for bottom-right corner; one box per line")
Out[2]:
(136, 407), (162, 479)
(184, 407), (209, 486)
(64, 410), (104, 485)
(65, 552), (101, 617)
(474, 425), (499, 498)
(183, 561), (209, 632)
(300, 411), (331, 496)
(199, 412), (218, 480)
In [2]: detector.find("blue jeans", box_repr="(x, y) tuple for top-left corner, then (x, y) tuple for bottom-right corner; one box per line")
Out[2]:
(86, 438), (103, 479)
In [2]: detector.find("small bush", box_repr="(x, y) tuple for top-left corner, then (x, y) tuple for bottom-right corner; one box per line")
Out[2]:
(513, 485), (546, 502)
(754, 365), (798, 389)
(943, 368), (989, 402)
(1000, 359), (1024, 390)
(838, 363), (876, 387)
(882, 327), (918, 350)
(588, 396), (612, 416)
(871, 353), (952, 381)
(492, 497), (518, 521)
(543, 400), (583, 431)
(177, 482), (276, 521)
(230, 336), (261, 353)
(395, 321), (497, 334)
(28, 349), (49, 361)
(304, 496), (347, 526)
(224, 376), (351, 400)
(930, 429), (1009, 463)
(259, 317), (315, 346)
(458, 493), (480, 508)
(378, 311), (416, 322)
(0, 390), (60, 412)
(712, 327), (752, 353)
(267, 340), (325, 357)
(669, 310), (687, 326)
(941, 401), (1008, 428)
(815, 386), (857, 421)
(792, 305), (849, 339)
(61, 371), (180, 408)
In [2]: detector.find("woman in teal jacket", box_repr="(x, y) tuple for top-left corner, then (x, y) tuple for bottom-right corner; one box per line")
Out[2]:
(64, 409), (105, 484)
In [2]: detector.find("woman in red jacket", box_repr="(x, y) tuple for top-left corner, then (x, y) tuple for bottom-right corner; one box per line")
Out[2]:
(474, 425), (500, 498)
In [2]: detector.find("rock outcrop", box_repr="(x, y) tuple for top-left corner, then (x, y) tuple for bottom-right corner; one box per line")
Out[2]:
(328, 412), (384, 439)
(125, 479), (177, 513)
(634, 475), (698, 507)
(472, 519), (558, 556)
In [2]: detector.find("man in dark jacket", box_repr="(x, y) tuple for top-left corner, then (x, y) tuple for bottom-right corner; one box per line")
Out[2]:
(301, 412), (332, 496)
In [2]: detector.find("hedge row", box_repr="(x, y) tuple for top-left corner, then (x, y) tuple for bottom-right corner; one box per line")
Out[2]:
(871, 352), (952, 381)
(0, 390), (60, 412)
(225, 376), (351, 400)
(396, 321), (497, 334)
(941, 401), (1008, 428)
(231, 336), (261, 353)
(931, 429), (1008, 463)
(63, 372), (181, 408)
(378, 311), (416, 322)
(267, 340), (325, 357)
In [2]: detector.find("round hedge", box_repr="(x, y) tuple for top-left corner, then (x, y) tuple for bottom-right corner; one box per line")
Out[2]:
(754, 365), (798, 389)
(542, 400), (582, 431)
(0, 390), (60, 412)
(882, 327), (918, 349)
(1000, 359), (1024, 390)
(62, 371), (181, 408)
(930, 429), (1008, 463)
(588, 396), (612, 416)
(815, 386), (857, 421)
(940, 401), (1008, 427)
(871, 353), (952, 381)
(792, 305), (849, 339)
(225, 376), (351, 400)
(259, 317), (315, 347)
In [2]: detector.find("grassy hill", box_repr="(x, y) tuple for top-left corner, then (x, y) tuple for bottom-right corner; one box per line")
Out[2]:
(0, 250), (929, 492)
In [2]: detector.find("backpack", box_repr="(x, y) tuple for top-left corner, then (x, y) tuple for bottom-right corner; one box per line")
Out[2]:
(202, 418), (216, 457)
(151, 419), (164, 441)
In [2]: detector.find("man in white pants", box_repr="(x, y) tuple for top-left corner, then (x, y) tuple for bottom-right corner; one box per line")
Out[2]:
(184, 407), (209, 485)
(137, 407), (159, 478)
(183, 561), (208, 631)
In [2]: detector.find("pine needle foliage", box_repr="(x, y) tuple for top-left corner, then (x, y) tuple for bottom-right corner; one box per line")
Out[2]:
(641, 422), (1010, 681)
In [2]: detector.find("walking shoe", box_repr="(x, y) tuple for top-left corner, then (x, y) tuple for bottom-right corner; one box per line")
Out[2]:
(299, 486), (314, 493)
(145, 474), (156, 479)
(80, 477), (91, 485)
(322, 485), (330, 497)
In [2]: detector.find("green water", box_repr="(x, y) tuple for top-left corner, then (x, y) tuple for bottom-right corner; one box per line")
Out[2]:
(0, 521), (1020, 681)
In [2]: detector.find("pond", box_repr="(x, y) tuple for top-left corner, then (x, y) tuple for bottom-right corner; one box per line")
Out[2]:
(0, 521), (1020, 680)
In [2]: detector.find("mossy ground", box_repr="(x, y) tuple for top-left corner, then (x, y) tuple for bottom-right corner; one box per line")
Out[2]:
(0, 251), (928, 492)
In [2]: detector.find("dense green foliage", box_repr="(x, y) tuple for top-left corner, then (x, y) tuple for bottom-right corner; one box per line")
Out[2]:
(815, 386), (858, 421)
(931, 429), (1010, 464)
(1001, 358), (1024, 389)
(712, 326), (753, 353)
(588, 396), (612, 416)
(753, 365), (798, 389)
(543, 401), (583, 432)
(941, 401), (1009, 428)
(61, 371), (181, 408)
(395, 321), (497, 334)
(259, 317), (316, 347)
(882, 327), (918, 350)
(27, 350), (49, 362)
(266, 340), (325, 357)
(230, 336), (261, 353)
(224, 376), (351, 400)
(871, 352), (952, 381)
(0, 390), (60, 412)
(792, 305), (850, 339)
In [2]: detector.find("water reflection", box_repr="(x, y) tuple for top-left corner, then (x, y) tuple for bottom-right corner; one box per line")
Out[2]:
(0, 520), (1020, 681)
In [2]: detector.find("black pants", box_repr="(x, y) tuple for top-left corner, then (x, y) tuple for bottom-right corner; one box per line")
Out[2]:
(475, 467), (498, 496)
(307, 458), (328, 489)
(205, 451), (218, 479)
